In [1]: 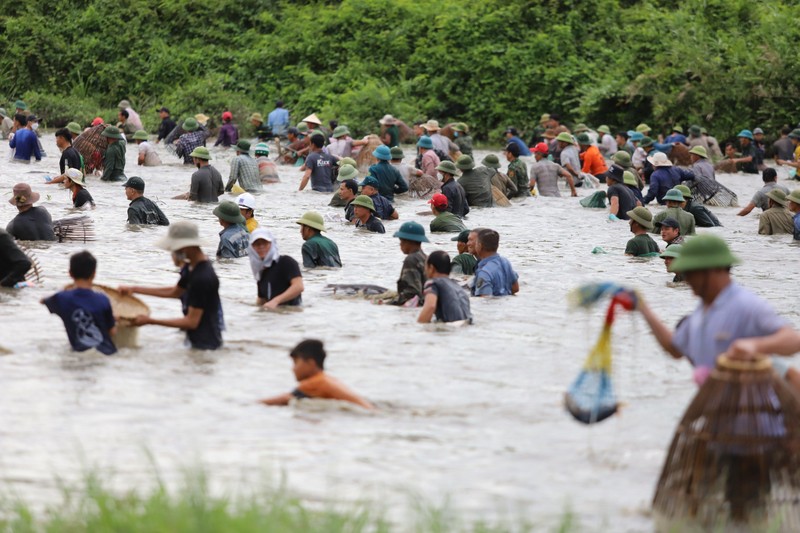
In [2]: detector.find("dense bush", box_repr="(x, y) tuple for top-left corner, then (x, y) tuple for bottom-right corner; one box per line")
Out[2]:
(0, 0), (797, 141)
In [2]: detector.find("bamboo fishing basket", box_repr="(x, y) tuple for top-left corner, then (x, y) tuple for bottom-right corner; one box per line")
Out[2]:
(65, 284), (149, 348)
(652, 356), (800, 532)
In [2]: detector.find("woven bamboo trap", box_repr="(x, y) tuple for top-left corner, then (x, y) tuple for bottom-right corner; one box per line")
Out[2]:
(65, 284), (149, 348)
(652, 356), (800, 532)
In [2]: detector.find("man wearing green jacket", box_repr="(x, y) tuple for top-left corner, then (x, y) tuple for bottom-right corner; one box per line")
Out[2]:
(100, 126), (126, 182)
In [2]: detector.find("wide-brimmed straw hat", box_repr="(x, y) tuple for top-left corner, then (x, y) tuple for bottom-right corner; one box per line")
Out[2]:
(626, 206), (654, 229)
(9, 183), (40, 206)
(155, 221), (204, 251)
(379, 114), (396, 126)
(213, 201), (246, 224)
(669, 235), (741, 273)
(64, 168), (87, 188)
(296, 211), (326, 232)
(249, 113), (264, 123)
(647, 152), (672, 167)
(423, 120), (440, 132)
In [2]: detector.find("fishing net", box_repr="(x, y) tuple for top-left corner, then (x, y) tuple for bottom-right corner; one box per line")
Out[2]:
(686, 177), (739, 207)
(653, 357), (800, 531)
(565, 283), (635, 425)
(52, 215), (95, 243)
(354, 134), (383, 173)
(18, 244), (42, 283)
(65, 283), (149, 348)
(492, 186), (511, 207)
(715, 159), (738, 174)
(408, 173), (440, 199)
(579, 190), (607, 208)
(73, 125), (108, 173)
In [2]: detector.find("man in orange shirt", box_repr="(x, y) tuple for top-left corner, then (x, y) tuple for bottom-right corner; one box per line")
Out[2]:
(577, 133), (608, 177)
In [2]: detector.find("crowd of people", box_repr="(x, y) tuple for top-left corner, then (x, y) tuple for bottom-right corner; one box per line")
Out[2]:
(3, 96), (800, 407)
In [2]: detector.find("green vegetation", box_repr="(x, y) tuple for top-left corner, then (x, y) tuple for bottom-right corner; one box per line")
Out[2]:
(0, 471), (564, 532)
(0, 0), (797, 140)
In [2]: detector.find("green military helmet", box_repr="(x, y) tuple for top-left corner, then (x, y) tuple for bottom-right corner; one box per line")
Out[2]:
(182, 117), (199, 131)
(390, 146), (404, 160)
(393, 221), (429, 243)
(668, 235), (741, 273)
(189, 146), (212, 160)
(659, 244), (683, 259)
(296, 122), (309, 133)
(339, 157), (357, 168)
(213, 200), (246, 224)
(689, 145), (708, 159)
(622, 171), (637, 187)
(352, 194), (376, 212)
(332, 125), (350, 138)
(296, 211), (326, 232)
(456, 155), (475, 170)
(556, 132), (573, 143)
(626, 206), (654, 229)
(675, 184), (693, 199)
(100, 126), (124, 139)
(612, 151), (632, 168)
(481, 154), (501, 169)
(436, 160), (459, 175)
(132, 130), (149, 141)
(663, 189), (686, 203)
(337, 164), (359, 182)
(67, 122), (82, 135)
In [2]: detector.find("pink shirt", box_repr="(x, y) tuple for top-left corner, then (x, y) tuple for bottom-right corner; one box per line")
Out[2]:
(421, 150), (440, 177)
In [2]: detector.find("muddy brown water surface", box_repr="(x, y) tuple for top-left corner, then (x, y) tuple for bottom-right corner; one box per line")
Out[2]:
(1, 136), (799, 530)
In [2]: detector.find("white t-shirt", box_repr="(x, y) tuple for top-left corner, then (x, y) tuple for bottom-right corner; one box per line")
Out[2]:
(138, 141), (161, 166)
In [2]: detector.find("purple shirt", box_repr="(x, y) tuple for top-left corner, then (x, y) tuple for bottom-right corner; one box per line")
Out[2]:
(215, 123), (239, 147)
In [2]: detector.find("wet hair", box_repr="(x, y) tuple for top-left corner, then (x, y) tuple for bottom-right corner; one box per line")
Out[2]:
(55, 128), (73, 144)
(342, 179), (358, 196)
(275, 100), (284, 108)
(69, 250), (97, 280)
(290, 339), (326, 369)
(477, 229), (500, 253)
(310, 134), (324, 148)
(287, 127), (299, 136)
(14, 113), (27, 126)
(119, 109), (129, 119)
(762, 168), (778, 182)
(616, 131), (629, 140)
(427, 250), (451, 274)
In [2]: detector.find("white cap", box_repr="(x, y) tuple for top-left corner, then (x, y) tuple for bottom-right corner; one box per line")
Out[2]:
(237, 192), (256, 210)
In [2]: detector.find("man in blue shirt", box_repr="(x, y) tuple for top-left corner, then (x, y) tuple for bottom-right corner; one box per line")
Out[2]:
(470, 229), (519, 297)
(787, 190), (800, 240)
(643, 152), (694, 205)
(9, 114), (42, 162)
(635, 235), (799, 386)
(664, 126), (688, 145)
(268, 100), (290, 137)
(503, 127), (531, 157)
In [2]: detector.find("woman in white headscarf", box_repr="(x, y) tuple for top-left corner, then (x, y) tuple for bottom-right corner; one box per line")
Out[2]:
(248, 228), (304, 309)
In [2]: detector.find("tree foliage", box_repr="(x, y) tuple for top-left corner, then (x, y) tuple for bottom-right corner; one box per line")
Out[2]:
(0, 0), (797, 140)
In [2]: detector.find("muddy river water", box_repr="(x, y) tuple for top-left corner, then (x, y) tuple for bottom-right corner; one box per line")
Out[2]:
(1, 134), (798, 530)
